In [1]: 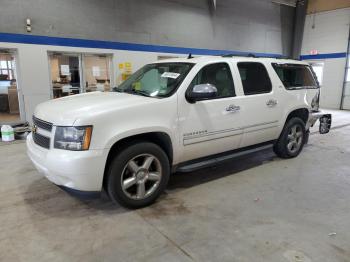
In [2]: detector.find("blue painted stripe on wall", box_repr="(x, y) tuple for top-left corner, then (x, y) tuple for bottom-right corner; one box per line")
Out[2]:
(300, 52), (347, 60)
(0, 32), (283, 58)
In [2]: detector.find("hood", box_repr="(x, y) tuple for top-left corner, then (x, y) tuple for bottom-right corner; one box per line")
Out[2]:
(34, 92), (154, 125)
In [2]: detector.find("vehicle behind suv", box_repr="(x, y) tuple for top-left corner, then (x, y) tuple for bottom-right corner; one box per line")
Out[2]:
(27, 55), (331, 208)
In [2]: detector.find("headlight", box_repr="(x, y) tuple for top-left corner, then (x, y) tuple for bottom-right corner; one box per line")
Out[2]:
(54, 126), (92, 151)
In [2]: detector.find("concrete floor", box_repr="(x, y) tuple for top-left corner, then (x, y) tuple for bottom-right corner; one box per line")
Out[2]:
(1, 110), (350, 262)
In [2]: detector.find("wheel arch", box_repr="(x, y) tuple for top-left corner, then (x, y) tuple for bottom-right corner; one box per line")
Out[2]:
(285, 108), (309, 125)
(102, 132), (173, 191)
(277, 107), (309, 138)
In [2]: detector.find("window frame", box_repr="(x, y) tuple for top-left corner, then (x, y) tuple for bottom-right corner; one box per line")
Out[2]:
(237, 62), (273, 96)
(186, 62), (236, 102)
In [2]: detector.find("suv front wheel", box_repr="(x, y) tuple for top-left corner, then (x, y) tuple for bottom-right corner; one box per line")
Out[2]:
(273, 117), (306, 158)
(107, 141), (170, 208)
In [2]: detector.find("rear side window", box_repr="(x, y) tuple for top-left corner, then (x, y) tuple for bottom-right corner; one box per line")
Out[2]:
(238, 62), (272, 95)
(272, 63), (317, 89)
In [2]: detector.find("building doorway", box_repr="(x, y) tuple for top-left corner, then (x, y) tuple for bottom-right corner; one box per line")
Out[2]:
(309, 62), (324, 86)
(0, 50), (21, 124)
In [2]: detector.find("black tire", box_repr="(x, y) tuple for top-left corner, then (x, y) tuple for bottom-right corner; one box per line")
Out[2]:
(273, 117), (306, 159)
(107, 141), (170, 209)
(304, 130), (310, 145)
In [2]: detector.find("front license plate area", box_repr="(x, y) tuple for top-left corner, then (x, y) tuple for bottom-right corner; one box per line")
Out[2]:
(319, 114), (331, 134)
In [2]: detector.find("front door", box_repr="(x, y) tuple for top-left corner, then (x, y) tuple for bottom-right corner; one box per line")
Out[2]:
(177, 62), (243, 163)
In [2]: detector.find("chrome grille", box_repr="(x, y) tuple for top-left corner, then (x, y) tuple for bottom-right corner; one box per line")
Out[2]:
(33, 116), (53, 132)
(32, 132), (50, 149)
(32, 116), (52, 149)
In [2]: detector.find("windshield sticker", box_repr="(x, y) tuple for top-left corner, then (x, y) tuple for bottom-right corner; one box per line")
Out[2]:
(161, 72), (180, 79)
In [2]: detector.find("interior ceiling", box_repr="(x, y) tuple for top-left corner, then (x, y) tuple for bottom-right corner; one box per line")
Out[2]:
(209, 0), (298, 8)
(307, 0), (350, 13)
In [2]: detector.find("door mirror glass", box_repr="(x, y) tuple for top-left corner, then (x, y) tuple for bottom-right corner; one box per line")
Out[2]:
(187, 83), (218, 102)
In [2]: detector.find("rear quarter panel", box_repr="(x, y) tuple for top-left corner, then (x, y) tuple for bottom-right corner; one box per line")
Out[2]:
(266, 61), (319, 135)
(276, 88), (318, 135)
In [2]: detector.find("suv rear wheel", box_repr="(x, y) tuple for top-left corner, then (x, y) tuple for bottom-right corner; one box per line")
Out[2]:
(273, 117), (306, 158)
(107, 141), (170, 208)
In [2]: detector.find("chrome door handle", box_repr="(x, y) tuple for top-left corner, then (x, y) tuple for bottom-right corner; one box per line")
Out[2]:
(226, 104), (240, 112)
(266, 99), (278, 107)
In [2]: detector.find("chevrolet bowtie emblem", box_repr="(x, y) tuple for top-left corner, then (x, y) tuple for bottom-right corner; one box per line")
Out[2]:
(32, 125), (37, 134)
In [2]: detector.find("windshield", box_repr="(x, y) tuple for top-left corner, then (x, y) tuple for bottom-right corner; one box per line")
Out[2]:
(114, 62), (194, 97)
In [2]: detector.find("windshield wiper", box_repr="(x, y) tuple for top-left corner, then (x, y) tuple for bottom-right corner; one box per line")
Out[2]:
(125, 89), (152, 97)
(112, 87), (124, 92)
(113, 86), (153, 97)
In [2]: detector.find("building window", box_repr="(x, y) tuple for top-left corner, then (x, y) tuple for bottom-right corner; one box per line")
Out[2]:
(0, 54), (15, 80)
(83, 54), (112, 92)
(48, 52), (112, 99)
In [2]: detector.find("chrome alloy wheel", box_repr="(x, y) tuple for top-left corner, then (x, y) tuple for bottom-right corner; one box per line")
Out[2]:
(120, 154), (162, 200)
(287, 125), (303, 154)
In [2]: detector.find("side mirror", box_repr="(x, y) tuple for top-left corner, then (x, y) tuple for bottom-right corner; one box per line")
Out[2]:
(187, 83), (218, 103)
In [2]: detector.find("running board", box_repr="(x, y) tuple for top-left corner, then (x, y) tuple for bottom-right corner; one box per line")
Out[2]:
(175, 143), (273, 173)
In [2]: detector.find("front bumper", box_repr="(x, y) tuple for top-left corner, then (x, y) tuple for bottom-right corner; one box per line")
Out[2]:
(307, 111), (332, 133)
(26, 133), (108, 191)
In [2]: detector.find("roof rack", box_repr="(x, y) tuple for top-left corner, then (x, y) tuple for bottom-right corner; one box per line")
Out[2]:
(221, 53), (257, 58)
(220, 53), (295, 60)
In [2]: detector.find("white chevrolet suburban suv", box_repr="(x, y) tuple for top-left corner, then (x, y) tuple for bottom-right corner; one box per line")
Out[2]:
(27, 55), (331, 208)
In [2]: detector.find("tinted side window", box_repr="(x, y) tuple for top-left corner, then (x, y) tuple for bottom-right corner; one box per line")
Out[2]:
(272, 63), (317, 89)
(238, 62), (272, 95)
(190, 63), (235, 98)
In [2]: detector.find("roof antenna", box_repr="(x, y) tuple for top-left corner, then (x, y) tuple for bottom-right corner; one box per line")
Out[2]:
(187, 53), (193, 59)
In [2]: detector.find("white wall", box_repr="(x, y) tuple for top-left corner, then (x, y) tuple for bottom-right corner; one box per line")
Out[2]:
(0, 0), (295, 56)
(3, 6), (349, 124)
(301, 8), (350, 109)
(0, 42), (187, 123)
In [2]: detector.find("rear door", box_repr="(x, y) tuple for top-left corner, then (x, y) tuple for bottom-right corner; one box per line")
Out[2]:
(233, 61), (283, 147)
